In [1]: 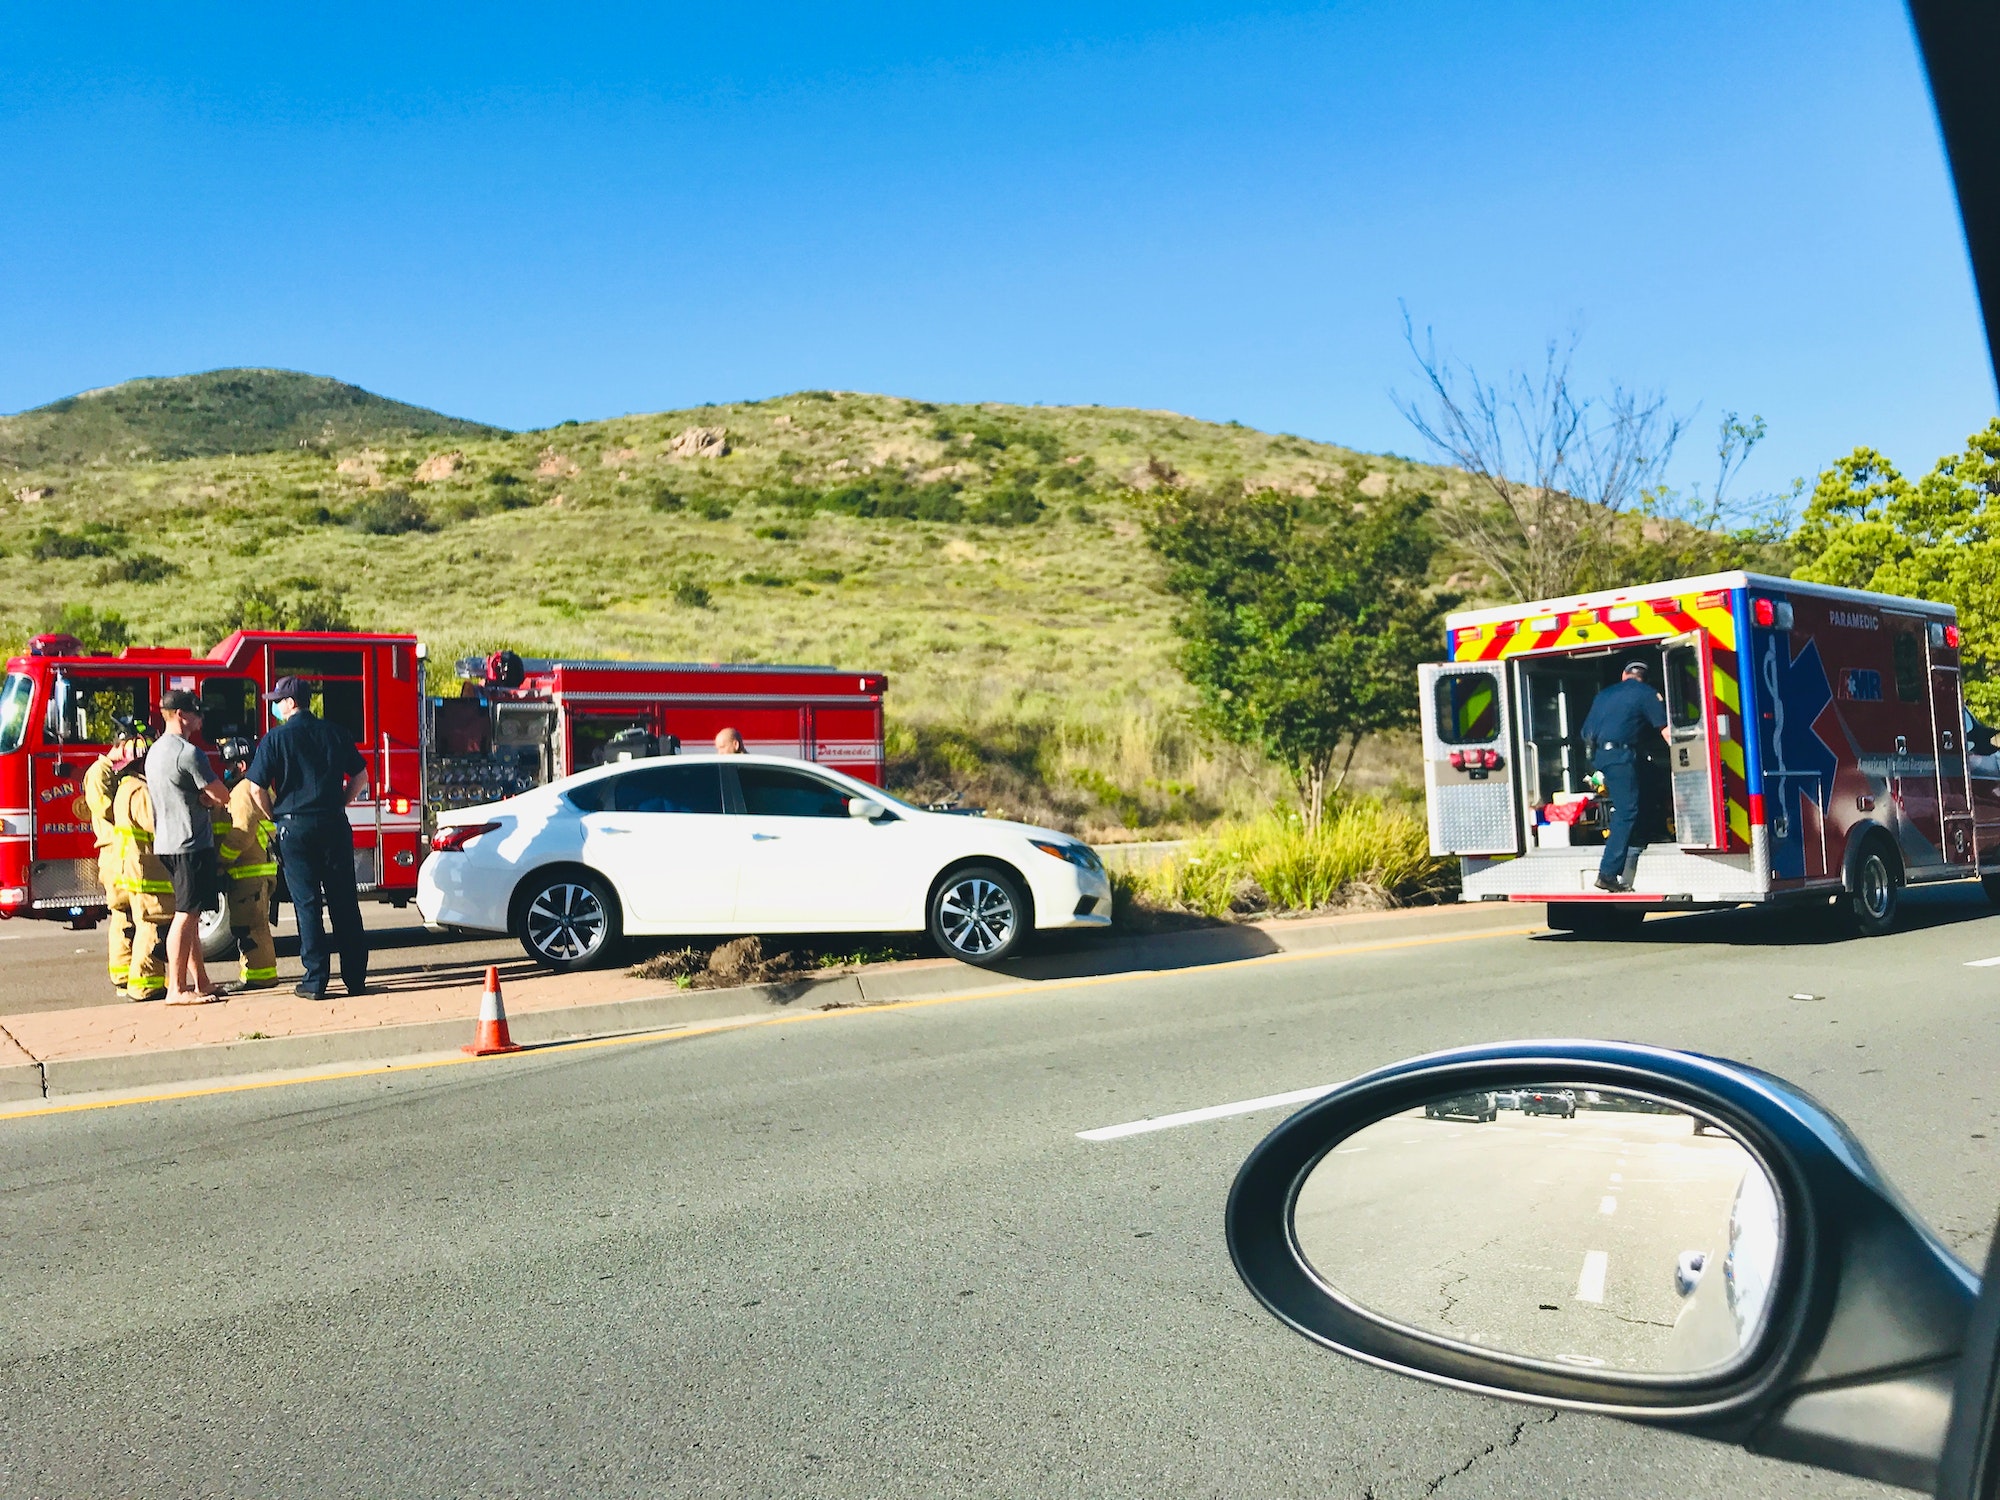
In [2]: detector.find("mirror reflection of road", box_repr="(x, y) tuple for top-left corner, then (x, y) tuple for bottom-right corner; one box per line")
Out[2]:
(1294, 1106), (1756, 1372)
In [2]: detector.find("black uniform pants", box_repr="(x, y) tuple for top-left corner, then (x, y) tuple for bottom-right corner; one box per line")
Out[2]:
(277, 813), (367, 993)
(1596, 748), (1643, 884)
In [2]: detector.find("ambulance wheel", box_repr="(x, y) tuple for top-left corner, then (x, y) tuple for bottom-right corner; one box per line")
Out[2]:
(198, 905), (236, 962)
(514, 870), (621, 971)
(1844, 845), (1901, 938)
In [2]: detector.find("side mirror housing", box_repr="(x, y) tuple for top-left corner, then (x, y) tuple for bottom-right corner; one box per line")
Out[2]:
(847, 797), (887, 821)
(1226, 1040), (1977, 1494)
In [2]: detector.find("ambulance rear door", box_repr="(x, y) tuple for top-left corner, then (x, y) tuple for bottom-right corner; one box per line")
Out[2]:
(1663, 632), (1724, 850)
(1418, 662), (1520, 857)
(1928, 631), (1976, 866)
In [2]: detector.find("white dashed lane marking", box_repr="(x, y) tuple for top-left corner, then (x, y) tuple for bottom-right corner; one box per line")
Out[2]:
(1076, 1084), (1336, 1141)
(1576, 1251), (1608, 1303)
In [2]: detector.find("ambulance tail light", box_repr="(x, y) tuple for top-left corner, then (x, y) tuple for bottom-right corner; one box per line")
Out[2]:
(1752, 597), (1795, 630)
(1448, 750), (1465, 769)
(1481, 748), (1502, 770)
(1945, 624), (1962, 649)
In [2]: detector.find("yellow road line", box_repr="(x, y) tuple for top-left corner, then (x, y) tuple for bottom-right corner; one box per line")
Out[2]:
(0, 922), (1543, 1123)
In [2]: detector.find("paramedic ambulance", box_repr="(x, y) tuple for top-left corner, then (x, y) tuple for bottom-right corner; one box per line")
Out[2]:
(1419, 572), (2000, 935)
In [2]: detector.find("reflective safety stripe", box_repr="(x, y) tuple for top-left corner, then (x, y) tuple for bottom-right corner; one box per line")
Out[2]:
(240, 965), (278, 981)
(127, 975), (167, 994)
(119, 877), (174, 894)
(257, 820), (276, 844)
(114, 829), (154, 849)
(228, 862), (278, 880)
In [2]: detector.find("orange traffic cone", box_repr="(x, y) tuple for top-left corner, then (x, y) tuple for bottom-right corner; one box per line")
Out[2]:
(464, 964), (524, 1056)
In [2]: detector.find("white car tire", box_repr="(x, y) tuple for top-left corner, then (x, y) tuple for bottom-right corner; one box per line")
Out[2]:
(515, 870), (622, 972)
(928, 864), (1030, 966)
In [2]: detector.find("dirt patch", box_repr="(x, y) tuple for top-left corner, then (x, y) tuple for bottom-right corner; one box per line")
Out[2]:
(628, 934), (924, 989)
(414, 451), (463, 483)
(601, 447), (640, 468)
(11, 486), (53, 503)
(536, 447), (580, 479)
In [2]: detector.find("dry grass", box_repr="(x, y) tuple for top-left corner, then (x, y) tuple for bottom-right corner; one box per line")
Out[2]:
(1121, 802), (1455, 919)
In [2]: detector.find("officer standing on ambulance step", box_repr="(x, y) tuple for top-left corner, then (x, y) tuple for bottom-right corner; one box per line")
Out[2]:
(1580, 660), (1671, 892)
(242, 676), (371, 999)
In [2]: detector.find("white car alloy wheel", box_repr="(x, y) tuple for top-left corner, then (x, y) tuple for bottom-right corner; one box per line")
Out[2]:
(930, 865), (1027, 964)
(519, 875), (617, 970)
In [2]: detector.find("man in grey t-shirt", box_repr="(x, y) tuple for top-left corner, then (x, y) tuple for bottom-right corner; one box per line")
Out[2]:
(145, 690), (230, 1004)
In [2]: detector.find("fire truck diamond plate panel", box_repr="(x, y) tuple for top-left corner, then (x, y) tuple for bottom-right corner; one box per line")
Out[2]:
(1429, 782), (1516, 853)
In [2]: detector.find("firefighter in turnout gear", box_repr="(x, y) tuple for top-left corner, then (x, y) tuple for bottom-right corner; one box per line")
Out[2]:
(216, 739), (279, 988)
(110, 761), (174, 1000)
(83, 726), (150, 995)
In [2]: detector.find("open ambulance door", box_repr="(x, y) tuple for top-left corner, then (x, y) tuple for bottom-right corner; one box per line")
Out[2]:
(1418, 663), (1520, 857)
(1663, 632), (1725, 851)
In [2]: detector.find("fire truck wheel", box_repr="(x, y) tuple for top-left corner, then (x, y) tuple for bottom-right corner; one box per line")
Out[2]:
(514, 870), (622, 971)
(928, 864), (1030, 966)
(1845, 845), (1901, 938)
(198, 905), (236, 962)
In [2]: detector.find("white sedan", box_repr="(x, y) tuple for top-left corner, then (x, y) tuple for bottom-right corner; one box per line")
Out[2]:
(417, 753), (1113, 969)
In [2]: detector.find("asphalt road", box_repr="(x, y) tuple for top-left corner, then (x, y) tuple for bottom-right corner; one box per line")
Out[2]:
(1295, 1107), (1756, 1372)
(6, 887), (2000, 1498)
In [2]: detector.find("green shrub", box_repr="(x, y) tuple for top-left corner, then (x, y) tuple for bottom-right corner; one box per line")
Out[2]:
(1129, 804), (1452, 917)
(804, 566), (845, 584)
(692, 497), (733, 520)
(29, 524), (124, 560)
(38, 602), (130, 652)
(648, 485), (684, 512)
(739, 570), (790, 588)
(970, 487), (1044, 526)
(207, 579), (355, 635)
(347, 489), (435, 535)
(95, 552), (182, 584)
(669, 578), (711, 608)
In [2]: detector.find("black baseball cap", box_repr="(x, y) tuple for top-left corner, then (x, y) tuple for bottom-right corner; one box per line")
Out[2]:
(263, 674), (312, 703)
(159, 688), (202, 712)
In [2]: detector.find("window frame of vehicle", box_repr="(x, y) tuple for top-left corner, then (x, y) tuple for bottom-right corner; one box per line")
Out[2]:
(566, 761), (725, 816)
(724, 763), (876, 820)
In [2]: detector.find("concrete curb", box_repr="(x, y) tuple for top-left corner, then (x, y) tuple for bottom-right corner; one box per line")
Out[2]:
(15, 902), (1539, 1101)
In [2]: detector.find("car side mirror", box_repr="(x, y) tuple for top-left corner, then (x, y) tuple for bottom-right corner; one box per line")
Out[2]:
(847, 797), (887, 821)
(1226, 1041), (1977, 1494)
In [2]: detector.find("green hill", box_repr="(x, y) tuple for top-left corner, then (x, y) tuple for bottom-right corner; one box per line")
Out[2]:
(1, 380), (1450, 833)
(0, 369), (504, 469)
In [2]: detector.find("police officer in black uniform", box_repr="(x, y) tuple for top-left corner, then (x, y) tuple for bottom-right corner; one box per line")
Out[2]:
(1579, 660), (1671, 892)
(242, 676), (371, 999)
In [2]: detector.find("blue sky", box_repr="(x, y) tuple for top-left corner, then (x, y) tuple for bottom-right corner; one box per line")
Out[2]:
(0, 2), (1989, 501)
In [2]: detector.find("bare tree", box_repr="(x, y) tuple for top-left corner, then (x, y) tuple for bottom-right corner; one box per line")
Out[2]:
(1394, 312), (1686, 601)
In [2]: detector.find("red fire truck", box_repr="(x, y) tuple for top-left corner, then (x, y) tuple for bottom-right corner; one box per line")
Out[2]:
(0, 630), (886, 949)
(1421, 571), (2000, 934)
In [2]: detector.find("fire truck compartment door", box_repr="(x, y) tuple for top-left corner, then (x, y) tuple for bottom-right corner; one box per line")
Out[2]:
(1418, 663), (1520, 857)
(579, 762), (738, 928)
(1664, 633), (1723, 850)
